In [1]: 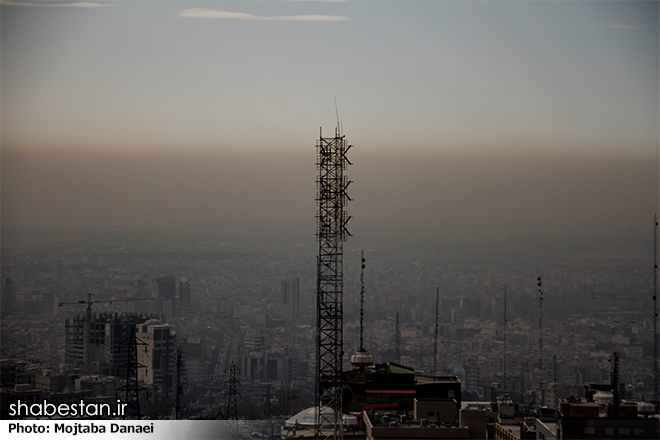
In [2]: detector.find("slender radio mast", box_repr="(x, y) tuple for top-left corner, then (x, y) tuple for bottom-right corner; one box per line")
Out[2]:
(503, 285), (507, 392)
(434, 285), (440, 376)
(395, 312), (401, 364)
(351, 251), (373, 369)
(537, 276), (544, 408)
(360, 251), (365, 351)
(553, 354), (558, 409)
(654, 215), (658, 402)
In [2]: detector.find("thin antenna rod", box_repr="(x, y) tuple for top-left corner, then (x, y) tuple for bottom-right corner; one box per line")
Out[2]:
(334, 97), (340, 136)
(654, 215), (658, 402)
(504, 285), (507, 392)
(395, 312), (401, 364)
(553, 354), (557, 409)
(360, 250), (366, 351)
(434, 285), (440, 376)
(537, 276), (544, 409)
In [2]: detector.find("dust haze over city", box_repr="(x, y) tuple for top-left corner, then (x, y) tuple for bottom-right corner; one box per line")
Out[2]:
(1, 0), (659, 432)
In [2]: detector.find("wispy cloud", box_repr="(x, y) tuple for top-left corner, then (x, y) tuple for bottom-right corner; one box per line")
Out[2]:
(0, 1), (112, 7)
(178, 8), (349, 22)
(287, 0), (348, 2)
(588, 24), (641, 30)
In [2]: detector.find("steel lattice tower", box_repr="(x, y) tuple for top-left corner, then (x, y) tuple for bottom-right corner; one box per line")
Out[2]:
(116, 328), (147, 420)
(225, 363), (240, 420)
(315, 126), (352, 440)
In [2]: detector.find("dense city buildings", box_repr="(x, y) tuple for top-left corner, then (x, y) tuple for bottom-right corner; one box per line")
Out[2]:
(1, 232), (658, 435)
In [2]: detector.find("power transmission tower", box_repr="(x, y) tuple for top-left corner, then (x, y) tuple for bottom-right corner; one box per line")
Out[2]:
(116, 328), (147, 420)
(315, 123), (352, 440)
(225, 363), (240, 420)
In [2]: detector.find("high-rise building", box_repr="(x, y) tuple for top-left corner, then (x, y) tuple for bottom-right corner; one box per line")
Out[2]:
(2, 278), (15, 318)
(136, 318), (179, 399)
(179, 281), (190, 309)
(157, 276), (176, 317)
(157, 276), (176, 302)
(281, 277), (300, 323)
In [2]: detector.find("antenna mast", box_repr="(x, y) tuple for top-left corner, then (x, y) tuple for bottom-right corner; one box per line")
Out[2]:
(360, 251), (365, 351)
(351, 252), (373, 369)
(395, 312), (401, 364)
(504, 285), (507, 393)
(654, 215), (658, 402)
(434, 286), (440, 376)
(537, 276), (544, 409)
(334, 97), (341, 136)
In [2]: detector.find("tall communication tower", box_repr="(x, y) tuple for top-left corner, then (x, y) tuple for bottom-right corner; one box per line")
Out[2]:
(315, 123), (352, 440)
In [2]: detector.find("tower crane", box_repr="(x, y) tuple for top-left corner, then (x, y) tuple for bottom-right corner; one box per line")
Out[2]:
(59, 292), (155, 369)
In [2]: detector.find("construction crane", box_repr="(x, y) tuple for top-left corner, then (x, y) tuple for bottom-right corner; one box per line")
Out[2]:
(58, 292), (155, 369)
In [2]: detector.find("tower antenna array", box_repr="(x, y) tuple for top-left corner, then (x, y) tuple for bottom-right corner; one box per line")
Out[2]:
(315, 123), (352, 440)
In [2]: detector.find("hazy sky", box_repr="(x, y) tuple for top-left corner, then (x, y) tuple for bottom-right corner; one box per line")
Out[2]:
(2, 0), (658, 239)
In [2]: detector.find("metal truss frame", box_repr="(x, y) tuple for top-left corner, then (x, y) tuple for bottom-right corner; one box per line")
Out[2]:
(315, 128), (352, 440)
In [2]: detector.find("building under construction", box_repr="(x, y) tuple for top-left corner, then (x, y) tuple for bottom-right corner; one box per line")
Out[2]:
(65, 312), (157, 376)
